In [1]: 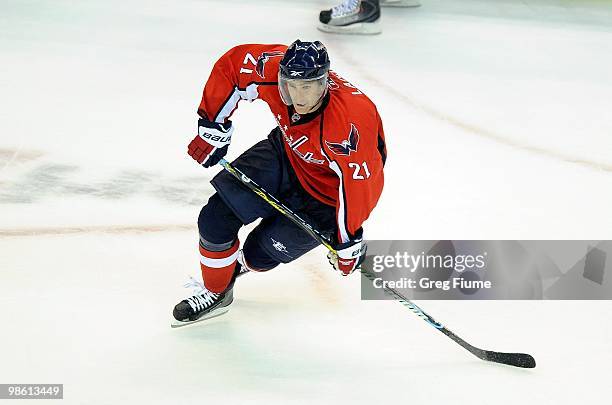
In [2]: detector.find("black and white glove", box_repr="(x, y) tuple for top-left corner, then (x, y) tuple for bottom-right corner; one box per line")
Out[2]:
(188, 118), (233, 168)
(327, 229), (367, 276)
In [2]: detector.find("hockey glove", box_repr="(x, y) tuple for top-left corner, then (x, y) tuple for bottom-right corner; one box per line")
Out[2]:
(188, 118), (233, 168)
(327, 229), (367, 276)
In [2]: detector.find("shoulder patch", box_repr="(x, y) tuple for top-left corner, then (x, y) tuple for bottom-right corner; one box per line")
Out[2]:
(256, 51), (284, 79)
(325, 123), (359, 156)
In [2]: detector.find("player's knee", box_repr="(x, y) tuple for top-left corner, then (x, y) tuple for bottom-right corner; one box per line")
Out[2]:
(198, 193), (242, 244)
(242, 236), (280, 271)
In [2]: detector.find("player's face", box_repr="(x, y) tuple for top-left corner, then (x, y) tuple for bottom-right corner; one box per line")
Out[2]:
(286, 79), (326, 114)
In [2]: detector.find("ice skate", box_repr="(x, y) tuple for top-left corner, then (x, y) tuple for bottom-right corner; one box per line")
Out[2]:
(171, 265), (249, 328)
(318, 0), (382, 35)
(171, 276), (234, 328)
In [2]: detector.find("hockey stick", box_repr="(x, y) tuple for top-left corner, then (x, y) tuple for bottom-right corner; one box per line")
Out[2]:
(217, 158), (536, 369)
(360, 271), (536, 368)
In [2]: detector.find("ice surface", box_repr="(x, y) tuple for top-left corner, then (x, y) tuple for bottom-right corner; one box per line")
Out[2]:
(1, 0), (611, 404)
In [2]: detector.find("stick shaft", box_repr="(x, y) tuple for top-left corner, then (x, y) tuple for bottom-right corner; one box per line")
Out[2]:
(216, 158), (535, 368)
(217, 159), (336, 253)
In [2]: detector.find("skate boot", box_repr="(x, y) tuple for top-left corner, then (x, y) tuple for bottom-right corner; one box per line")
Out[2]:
(318, 0), (382, 35)
(171, 264), (249, 328)
(380, 0), (421, 7)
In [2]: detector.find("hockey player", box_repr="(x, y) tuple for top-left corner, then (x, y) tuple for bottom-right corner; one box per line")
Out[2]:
(172, 40), (386, 326)
(318, 0), (421, 35)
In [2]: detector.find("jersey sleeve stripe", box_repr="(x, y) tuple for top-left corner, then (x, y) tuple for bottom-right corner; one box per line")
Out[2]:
(377, 132), (387, 166)
(328, 160), (350, 243)
(214, 87), (241, 122)
(214, 83), (262, 122)
(319, 111), (351, 244)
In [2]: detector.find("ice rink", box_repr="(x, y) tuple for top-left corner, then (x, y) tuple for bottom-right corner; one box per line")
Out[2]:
(1, 0), (611, 403)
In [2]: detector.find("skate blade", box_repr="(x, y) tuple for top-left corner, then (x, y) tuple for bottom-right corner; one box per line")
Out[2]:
(381, 0), (421, 7)
(317, 21), (382, 35)
(170, 306), (231, 328)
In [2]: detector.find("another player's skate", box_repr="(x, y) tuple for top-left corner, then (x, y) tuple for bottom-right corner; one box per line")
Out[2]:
(318, 0), (382, 35)
(171, 265), (248, 328)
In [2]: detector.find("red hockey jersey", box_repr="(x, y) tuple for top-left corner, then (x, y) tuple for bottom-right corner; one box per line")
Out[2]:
(197, 44), (386, 243)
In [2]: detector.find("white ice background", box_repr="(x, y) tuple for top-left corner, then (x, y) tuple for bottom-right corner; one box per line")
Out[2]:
(1, 0), (611, 404)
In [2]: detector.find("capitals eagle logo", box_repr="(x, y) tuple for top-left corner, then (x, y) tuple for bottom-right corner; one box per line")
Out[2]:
(325, 123), (359, 156)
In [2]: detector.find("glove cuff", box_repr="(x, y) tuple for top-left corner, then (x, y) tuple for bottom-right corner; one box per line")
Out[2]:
(197, 118), (234, 148)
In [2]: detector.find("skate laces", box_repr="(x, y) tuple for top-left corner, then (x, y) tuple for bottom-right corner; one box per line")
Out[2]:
(183, 275), (205, 293)
(183, 276), (220, 312)
(331, 0), (360, 17)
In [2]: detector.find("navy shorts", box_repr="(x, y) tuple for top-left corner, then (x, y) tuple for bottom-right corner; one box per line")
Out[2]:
(207, 127), (336, 268)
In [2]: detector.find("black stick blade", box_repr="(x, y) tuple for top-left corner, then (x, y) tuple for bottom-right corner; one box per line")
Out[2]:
(441, 328), (536, 369)
(484, 351), (536, 368)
